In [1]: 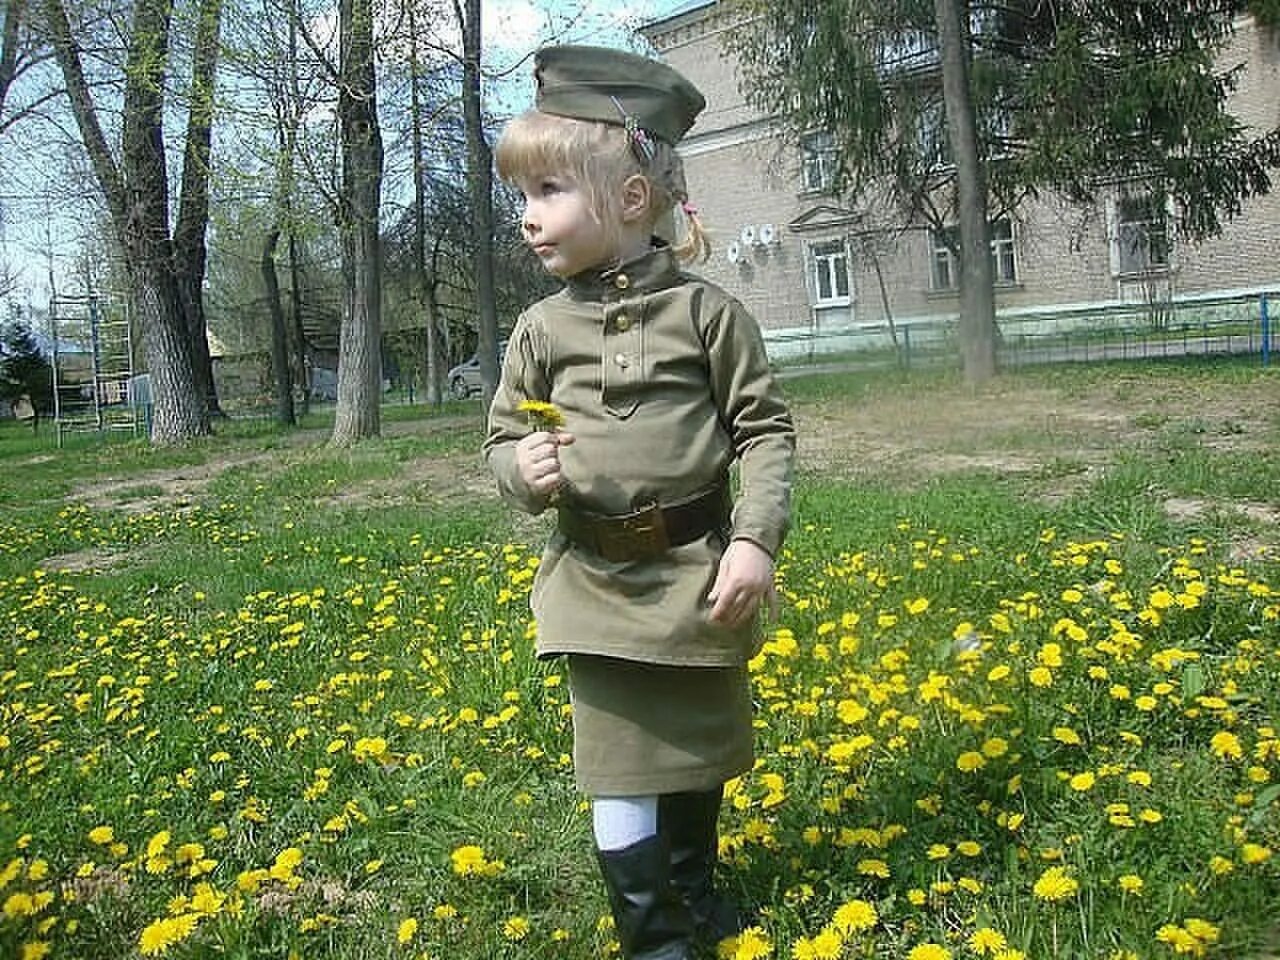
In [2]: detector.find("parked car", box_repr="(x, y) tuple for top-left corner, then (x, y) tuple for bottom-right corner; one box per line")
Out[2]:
(447, 342), (506, 400)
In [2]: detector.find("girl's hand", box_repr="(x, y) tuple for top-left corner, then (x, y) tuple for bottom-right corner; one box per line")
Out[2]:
(515, 430), (575, 498)
(707, 538), (778, 627)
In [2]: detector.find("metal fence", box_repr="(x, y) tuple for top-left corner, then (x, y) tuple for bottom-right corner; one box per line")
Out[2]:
(776, 290), (1279, 374)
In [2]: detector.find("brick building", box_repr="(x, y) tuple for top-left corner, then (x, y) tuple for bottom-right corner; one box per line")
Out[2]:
(640, 3), (1280, 358)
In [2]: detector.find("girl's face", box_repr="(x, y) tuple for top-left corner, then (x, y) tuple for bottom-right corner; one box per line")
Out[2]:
(517, 173), (616, 278)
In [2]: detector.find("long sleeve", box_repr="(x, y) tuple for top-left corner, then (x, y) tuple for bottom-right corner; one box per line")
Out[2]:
(701, 293), (795, 557)
(483, 311), (553, 515)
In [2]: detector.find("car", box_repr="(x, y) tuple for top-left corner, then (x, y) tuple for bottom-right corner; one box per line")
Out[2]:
(447, 341), (506, 400)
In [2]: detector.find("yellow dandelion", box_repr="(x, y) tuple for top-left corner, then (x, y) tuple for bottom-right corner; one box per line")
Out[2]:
(907, 943), (952, 960)
(831, 898), (877, 934)
(1118, 874), (1143, 894)
(968, 927), (1007, 955)
(517, 400), (565, 429)
(502, 915), (530, 941)
(394, 916), (419, 947)
(138, 913), (200, 956)
(1052, 726), (1082, 745)
(1241, 843), (1272, 865)
(792, 928), (843, 959)
(1210, 731), (1244, 760)
(1032, 865), (1078, 902)
(1069, 771), (1096, 791)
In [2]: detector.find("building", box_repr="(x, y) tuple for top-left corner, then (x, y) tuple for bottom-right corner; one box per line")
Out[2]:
(641, 3), (1280, 359)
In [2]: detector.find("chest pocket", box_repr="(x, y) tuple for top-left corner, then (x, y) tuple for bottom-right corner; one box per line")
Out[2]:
(601, 299), (644, 419)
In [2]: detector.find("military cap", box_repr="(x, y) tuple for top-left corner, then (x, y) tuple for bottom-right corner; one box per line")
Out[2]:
(534, 44), (705, 146)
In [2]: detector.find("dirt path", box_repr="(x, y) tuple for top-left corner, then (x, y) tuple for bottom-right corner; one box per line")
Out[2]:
(67, 371), (1280, 515)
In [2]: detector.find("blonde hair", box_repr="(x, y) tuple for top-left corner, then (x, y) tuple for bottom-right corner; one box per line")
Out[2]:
(495, 110), (711, 264)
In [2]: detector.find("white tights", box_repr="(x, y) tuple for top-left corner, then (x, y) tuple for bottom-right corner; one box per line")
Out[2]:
(592, 795), (659, 851)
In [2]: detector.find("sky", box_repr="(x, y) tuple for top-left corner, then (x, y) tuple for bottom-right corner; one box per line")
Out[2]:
(0, 0), (699, 312)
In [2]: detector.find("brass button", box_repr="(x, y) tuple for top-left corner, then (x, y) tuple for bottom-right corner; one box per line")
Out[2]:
(615, 315), (631, 333)
(614, 352), (630, 368)
(614, 273), (631, 290)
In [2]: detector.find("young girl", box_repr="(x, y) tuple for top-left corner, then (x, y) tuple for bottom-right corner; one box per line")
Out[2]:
(484, 44), (795, 960)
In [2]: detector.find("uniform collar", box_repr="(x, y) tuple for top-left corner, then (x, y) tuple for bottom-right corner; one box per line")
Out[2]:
(564, 244), (682, 303)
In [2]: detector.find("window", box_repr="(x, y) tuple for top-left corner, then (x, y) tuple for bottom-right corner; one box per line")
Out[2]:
(991, 219), (1016, 284)
(930, 228), (957, 292)
(800, 131), (838, 193)
(1114, 193), (1170, 275)
(916, 99), (951, 171)
(810, 240), (851, 305)
(929, 218), (1017, 291)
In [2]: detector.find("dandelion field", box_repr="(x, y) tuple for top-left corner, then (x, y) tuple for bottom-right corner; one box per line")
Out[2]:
(2, 360), (1279, 960)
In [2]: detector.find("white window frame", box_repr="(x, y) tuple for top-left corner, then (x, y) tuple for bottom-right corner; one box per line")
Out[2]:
(800, 130), (838, 194)
(928, 218), (1018, 291)
(808, 239), (852, 307)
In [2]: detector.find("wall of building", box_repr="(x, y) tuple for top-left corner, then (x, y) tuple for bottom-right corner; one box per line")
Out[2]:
(644, 4), (1280, 357)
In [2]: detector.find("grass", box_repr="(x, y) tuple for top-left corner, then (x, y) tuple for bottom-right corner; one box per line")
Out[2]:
(1, 359), (1279, 960)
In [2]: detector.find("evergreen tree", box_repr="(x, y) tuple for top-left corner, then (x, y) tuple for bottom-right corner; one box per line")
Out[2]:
(0, 317), (52, 411)
(727, 0), (1280, 380)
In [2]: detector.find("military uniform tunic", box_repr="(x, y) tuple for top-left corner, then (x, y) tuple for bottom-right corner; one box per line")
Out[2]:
(484, 246), (795, 793)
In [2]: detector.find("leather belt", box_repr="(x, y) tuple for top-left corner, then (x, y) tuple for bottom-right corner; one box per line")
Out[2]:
(557, 482), (731, 563)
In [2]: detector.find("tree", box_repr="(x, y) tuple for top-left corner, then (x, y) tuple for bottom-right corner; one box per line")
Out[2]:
(330, 0), (384, 444)
(45, 0), (216, 442)
(457, 0), (500, 413)
(0, 314), (52, 412)
(172, 0), (226, 419)
(728, 0), (1280, 382)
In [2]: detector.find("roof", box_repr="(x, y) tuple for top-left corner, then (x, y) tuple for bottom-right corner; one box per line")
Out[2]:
(640, 0), (716, 36)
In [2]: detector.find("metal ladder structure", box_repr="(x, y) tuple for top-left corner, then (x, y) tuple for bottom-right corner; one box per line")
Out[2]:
(48, 293), (143, 446)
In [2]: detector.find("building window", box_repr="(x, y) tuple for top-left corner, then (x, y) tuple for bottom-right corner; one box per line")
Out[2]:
(991, 219), (1017, 284)
(1114, 193), (1170, 275)
(930, 228), (957, 292)
(929, 218), (1017, 291)
(810, 240), (851, 305)
(800, 131), (838, 193)
(916, 99), (951, 171)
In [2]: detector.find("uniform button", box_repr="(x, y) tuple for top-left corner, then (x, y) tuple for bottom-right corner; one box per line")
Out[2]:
(614, 273), (630, 290)
(615, 315), (631, 332)
(614, 352), (630, 368)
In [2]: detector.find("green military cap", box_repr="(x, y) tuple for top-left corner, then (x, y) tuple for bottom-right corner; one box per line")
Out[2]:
(534, 44), (705, 146)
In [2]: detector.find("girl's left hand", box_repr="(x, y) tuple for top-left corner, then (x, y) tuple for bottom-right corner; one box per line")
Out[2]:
(707, 538), (778, 627)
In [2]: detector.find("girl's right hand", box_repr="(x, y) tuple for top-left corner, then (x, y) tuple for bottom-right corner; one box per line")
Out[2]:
(515, 430), (575, 497)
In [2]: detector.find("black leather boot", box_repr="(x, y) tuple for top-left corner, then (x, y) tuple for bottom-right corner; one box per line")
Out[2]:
(596, 834), (695, 960)
(659, 787), (747, 945)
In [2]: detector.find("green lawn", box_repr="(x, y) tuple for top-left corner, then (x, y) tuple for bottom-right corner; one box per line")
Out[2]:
(2, 359), (1278, 960)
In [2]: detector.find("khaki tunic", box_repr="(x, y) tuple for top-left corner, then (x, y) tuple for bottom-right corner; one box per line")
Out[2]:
(484, 247), (795, 669)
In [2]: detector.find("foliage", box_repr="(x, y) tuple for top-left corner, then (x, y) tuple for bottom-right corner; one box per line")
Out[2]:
(0, 317), (51, 408)
(1250, 0), (1280, 28)
(726, 0), (1280, 241)
(0, 362), (1279, 958)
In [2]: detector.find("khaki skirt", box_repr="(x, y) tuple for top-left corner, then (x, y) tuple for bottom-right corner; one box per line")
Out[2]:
(568, 654), (754, 796)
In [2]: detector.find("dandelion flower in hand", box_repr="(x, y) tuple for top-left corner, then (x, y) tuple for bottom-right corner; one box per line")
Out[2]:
(518, 400), (564, 430)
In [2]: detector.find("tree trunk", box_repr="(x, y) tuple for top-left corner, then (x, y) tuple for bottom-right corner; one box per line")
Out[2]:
(262, 228), (296, 425)
(172, 0), (224, 419)
(0, 0), (23, 122)
(288, 230), (309, 416)
(331, 0), (383, 444)
(459, 0), (500, 412)
(408, 2), (442, 406)
(934, 0), (996, 383)
(46, 0), (209, 442)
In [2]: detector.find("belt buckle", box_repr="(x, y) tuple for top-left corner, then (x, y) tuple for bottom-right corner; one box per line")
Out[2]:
(599, 502), (669, 560)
